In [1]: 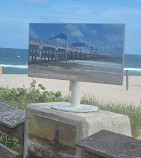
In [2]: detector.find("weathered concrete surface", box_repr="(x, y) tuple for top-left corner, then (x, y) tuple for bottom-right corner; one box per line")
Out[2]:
(0, 102), (25, 128)
(24, 102), (131, 158)
(76, 130), (141, 158)
(25, 102), (131, 137)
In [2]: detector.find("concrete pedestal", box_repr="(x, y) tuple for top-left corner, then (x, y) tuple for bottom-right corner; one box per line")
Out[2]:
(24, 102), (131, 158)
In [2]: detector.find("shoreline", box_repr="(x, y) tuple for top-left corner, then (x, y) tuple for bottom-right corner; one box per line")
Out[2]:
(0, 74), (141, 106)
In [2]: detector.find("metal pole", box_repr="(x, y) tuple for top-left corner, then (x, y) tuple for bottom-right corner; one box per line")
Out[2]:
(71, 81), (80, 108)
(126, 70), (128, 90)
(52, 80), (98, 112)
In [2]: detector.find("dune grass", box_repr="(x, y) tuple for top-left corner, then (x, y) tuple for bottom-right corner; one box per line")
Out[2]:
(81, 96), (141, 138)
(64, 95), (141, 137)
(0, 80), (62, 111)
(0, 79), (141, 151)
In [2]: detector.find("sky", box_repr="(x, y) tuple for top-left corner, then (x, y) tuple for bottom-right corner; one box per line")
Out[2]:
(30, 23), (125, 57)
(0, 0), (141, 55)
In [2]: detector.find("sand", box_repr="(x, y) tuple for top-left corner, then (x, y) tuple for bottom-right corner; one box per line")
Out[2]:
(29, 63), (122, 85)
(0, 74), (140, 106)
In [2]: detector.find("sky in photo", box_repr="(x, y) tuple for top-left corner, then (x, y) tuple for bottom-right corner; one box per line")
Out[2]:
(30, 23), (125, 57)
(0, 0), (141, 55)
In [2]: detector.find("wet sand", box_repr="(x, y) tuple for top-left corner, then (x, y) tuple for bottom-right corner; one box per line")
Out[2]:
(28, 63), (122, 85)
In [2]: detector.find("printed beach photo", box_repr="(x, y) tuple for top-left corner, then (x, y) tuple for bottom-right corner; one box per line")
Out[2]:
(28, 23), (125, 85)
(26, 114), (77, 158)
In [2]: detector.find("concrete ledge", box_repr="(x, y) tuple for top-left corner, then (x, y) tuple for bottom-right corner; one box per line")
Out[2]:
(26, 102), (131, 137)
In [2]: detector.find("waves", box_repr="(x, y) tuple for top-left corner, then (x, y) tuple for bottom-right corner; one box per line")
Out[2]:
(68, 60), (122, 69)
(0, 64), (141, 72)
(124, 68), (141, 72)
(0, 64), (28, 69)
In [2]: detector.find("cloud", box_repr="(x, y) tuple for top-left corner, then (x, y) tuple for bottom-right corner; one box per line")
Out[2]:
(29, 27), (39, 39)
(105, 34), (122, 42)
(94, 39), (123, 57)
(66, 24), (83, 39)
(91, 29), (97, 35)
(103, 8), (141, 18)
(87, 28), (96, 37)
(52, 38), (66, 45)
(134, 0), (141, 2)
(23, 0), (47, 5)
(70, 30), (83, 38)
(0, 17), (15, 22)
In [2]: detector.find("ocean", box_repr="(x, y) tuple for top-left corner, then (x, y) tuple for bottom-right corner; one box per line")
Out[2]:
(0, 48), (28, 74)
(0, 48), (141, 76)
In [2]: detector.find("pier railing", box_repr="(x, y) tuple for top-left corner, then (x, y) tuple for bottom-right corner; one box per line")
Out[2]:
(28, 38), (110, 64)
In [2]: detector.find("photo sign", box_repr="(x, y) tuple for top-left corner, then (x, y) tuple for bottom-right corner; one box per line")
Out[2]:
(26, 114), (77, 158)
(28, 23), (125, 85)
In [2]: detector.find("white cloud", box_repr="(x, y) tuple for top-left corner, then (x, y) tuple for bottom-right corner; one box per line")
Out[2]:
(66, 24), (83, 39)
(103, 8), (141, 18)
(134, 0), (141, 2)
(0, 17), (14, 22)
(29, 27), (39, 39)
(105, 34), (122, 42)
(23, 0), (47, 5)
(91, 29), (96, 35)
(70, 30), (83, 38)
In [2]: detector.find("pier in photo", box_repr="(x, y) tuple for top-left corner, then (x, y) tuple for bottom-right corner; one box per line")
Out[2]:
(29, 38), (110, 65)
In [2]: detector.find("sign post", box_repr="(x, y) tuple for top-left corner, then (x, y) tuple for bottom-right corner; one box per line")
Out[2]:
(52, 81), (98, 112)
(71, 81), (80, 108)
(126, 70), (129, 90)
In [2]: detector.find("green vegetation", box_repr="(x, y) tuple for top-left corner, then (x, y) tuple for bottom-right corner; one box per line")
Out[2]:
(0, 79), (62, 111)
(0, 80), (63, 152)
(0, 131), (19, 152)
(81, 97), (141, 138)
(0, 80), (141, 153)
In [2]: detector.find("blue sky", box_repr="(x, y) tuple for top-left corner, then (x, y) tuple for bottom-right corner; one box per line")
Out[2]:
(0, 0), (141, 55)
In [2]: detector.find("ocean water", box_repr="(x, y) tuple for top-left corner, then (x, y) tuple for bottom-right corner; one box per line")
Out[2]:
(0, 48), (141, 76)
(0, 48), (28, 74)
(124, 54), (141, 76)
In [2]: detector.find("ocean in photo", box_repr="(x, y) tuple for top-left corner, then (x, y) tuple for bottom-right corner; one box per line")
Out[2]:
(0, 48), (141, 76)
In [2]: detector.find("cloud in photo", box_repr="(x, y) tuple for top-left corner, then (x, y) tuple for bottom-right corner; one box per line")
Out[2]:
(50, 38), (67, 45)
(91, 29), (97, 35)
(29, 27), (39, 39)
(66, 24), (83, 39)
(105, 34), (122, 42)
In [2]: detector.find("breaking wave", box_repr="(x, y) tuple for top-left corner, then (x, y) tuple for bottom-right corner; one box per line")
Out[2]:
(0, 64), (28, 69)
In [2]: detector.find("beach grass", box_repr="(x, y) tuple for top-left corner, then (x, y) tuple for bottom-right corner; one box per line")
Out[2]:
(0, 80), (141, 151)
(0, 79), (62, 110)
(64, 95), (141, 137)
(81, 96), (141, 138)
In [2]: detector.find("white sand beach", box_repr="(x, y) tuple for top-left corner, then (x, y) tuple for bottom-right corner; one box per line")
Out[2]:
(0, 74), (141, 106)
